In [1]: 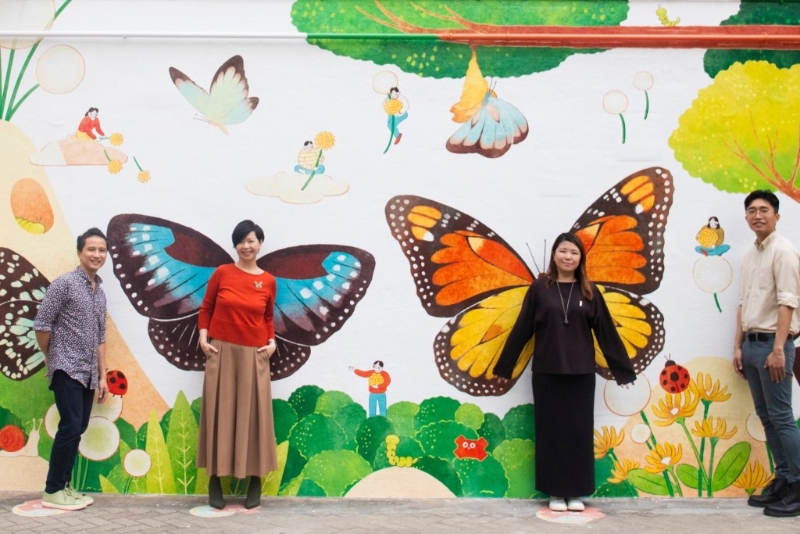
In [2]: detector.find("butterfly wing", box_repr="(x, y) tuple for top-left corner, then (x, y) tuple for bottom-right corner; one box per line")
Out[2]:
(570, 167), (674, 378)
(169, 55), (258, 129)
(446, 94), (528, 159)
(0, 248), (49, 380)
(386, 196), (535, 395)
(258, 245), (376, 347)
(107, 214), (232, 371)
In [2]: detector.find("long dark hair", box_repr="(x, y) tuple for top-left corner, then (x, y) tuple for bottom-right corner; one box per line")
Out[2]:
(545, 232), (593, 300)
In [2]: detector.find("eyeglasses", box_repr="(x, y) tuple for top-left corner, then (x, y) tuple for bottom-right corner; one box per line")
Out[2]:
(745, 207), (773, 216)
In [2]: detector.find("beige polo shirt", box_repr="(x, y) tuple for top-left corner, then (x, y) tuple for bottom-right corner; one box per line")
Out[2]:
(739, 231), (800, 336)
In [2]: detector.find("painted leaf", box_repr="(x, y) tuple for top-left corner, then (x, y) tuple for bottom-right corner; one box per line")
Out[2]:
(99, 475), (119, 493)
(278, 474), (303, 496)
(166, 391), (198, 495)
(145, 410), (176, 494)
(263, 440), (290, 496)
(627, 468), (670, 496)
(712, 442), (751, 492)
(676, 464), (700, 490)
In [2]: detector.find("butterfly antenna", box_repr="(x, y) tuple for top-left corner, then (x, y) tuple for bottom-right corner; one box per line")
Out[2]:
(193, 114), (209, 123)
(525, 242), (542, 276)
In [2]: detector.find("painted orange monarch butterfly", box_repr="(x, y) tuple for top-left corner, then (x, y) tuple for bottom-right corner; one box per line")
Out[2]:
(385, 167), (673, 396)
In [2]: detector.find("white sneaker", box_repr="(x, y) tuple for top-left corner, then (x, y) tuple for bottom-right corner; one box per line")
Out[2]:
(567, 498), (585, 511)
(549, 497), (567, 511)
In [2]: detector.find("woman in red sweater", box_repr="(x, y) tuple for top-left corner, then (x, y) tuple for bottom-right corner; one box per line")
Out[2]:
(197, 220), (278, 509)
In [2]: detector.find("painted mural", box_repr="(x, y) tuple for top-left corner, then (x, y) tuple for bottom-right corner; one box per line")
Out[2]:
(2, 0), (800, 503)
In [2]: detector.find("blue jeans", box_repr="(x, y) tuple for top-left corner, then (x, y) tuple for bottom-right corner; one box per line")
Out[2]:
(742, 337), (800, 483)
(368, 393), (387, 417)
(45, 371), (94, 493)
(388, 112), (408, 138)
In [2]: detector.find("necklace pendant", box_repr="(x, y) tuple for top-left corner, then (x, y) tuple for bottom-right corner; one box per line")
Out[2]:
(564, 318), (569, 325)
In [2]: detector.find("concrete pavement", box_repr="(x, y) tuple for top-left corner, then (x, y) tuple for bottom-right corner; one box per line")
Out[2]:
(2, 492), (799, 533)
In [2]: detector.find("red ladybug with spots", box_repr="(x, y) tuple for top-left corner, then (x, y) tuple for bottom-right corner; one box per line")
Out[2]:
(659, 358), (690, 393)
(106, 370), (129, 397)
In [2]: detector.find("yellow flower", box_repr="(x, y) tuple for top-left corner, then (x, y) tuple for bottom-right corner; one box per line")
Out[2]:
(107, 160), (123, 174)
(644, 442), (683, 474)
(314, 131), (335, 150)
(691, 416), (737, 440)
(695, 372), (731, 403)
(609, 458), (640, 484)
(652, 386), (700, 426)
(384, 98), (403, 115)
(733, 461), (774, 493)
(137, 170), (151, 183)
(594, 426), (625, 459)
(109, 132), (124, 146)
(368, 373), (385, 386)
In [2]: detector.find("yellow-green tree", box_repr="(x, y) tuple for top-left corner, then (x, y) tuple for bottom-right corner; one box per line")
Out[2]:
(670, 61), (800, 202)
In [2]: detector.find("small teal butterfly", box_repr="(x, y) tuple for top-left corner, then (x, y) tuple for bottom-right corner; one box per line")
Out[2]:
(169, 55), (259, 135)
(0, 248), (48, 380)
(107, 215), (375, 380)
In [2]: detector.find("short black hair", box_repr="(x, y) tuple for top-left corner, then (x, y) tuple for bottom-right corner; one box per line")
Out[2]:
(373, 360), (384, 368)
(85, 107), (99, 116)
(77, 227), (107, 252)
(744, 190), (779, 213)
(232, 219), (264, 246)
(389, 87), (399, 94)
(304, 140), (313, 147)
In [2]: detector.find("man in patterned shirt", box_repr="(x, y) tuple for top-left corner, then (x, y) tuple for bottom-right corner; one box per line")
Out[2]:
(34, 228), (110, 510)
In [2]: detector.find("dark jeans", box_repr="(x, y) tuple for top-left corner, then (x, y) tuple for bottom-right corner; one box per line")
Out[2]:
(45, 371), (94, 494)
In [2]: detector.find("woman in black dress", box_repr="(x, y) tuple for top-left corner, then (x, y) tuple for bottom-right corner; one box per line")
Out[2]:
(494, 232), (635, 512)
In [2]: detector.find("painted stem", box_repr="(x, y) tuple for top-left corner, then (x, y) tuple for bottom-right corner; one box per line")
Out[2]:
(124, 475), (132, 494)
(663, 471), (675, 497)
(707, 439), (718, 497)
(668, 469), (684, 497)
(300, 149), (324, 190)
(134, 156), (143, 172)
(767, 442), (775, 474)
(6, 43), (41, 120)
(714, 293), (722, 313)
(679, 419), (710, 487)
(384, 115), (396, 154)
(0, 50), (4, 116)
(7, 84), (39, 119)
(619, 113), (627, 144)
(644, 91), (650, 120)
(2, 49), (15, 119)
(639, 410), (658, 448)
(103, 149), (112, 162)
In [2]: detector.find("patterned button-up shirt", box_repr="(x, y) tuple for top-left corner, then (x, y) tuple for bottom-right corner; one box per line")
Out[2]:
(34, 267), (106, 389)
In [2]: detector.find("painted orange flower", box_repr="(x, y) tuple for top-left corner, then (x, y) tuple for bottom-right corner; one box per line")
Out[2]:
(652, 387), (699, 426)
(594, 426), (625, 459)
(691, 416), (737, 440)
(109, 132), (124, 146)
(107, 160), (123, 174)
(314, 131), (335, 150)
(695, 372), (731, 403)
(609, 458), (640, 484)
(733, 461), (773, 495)
(644, 442), (683, 474)
(137, 170), (151, 183)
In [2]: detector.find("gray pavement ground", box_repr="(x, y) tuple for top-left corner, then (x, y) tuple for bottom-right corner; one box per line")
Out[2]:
(2, 492), (800, 533)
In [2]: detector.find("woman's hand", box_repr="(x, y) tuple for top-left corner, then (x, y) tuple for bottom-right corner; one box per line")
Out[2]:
(200, 340), (219, 358)
(257, 339), (277, 359)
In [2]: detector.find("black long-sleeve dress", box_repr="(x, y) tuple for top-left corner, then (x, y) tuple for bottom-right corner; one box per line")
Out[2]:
(494, 278), (635, 498)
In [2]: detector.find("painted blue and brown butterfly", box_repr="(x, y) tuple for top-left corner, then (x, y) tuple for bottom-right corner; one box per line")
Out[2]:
(385, 167), (673, 396)
(0, 248), (48, 380)
(106, 215), (375, 380)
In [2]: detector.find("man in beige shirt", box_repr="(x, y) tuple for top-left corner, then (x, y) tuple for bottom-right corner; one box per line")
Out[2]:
(733, 190), (800, 517)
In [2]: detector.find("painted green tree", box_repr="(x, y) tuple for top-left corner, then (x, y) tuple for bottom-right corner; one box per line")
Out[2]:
(704, 0), (800, 79)
(291, 0), (629, 78)
(669, 61), (800, 202)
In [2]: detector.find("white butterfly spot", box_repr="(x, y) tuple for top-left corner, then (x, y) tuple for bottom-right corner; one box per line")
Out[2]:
(342, 282), (351, 290)
(300, 288), (313, 299)
(319, 306), (329, 316)
(313, 281), (324, 290)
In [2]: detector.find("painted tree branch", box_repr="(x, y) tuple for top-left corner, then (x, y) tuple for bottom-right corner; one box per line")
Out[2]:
(353, 0), (800, 49)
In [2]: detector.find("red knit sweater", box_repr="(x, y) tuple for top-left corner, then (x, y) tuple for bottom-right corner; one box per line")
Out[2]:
(198, 264), (276, 348)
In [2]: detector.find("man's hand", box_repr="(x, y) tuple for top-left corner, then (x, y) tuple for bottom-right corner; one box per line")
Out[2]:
(97, 378), (109, 404)
(765, 348), (786, 383)
(733, 347), (745, 378)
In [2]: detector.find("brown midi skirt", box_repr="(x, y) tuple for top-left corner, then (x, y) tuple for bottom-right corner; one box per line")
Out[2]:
(197, 339), (278, 478)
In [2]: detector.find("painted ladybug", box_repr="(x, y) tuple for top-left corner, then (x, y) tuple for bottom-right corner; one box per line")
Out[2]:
(106, 370), (129, 396)
(659, 358), (690, 393)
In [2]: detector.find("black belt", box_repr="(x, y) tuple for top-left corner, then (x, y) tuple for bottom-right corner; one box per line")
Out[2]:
(746, 332), (799, 342)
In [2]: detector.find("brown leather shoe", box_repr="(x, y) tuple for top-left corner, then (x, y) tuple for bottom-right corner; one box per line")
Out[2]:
(748, 477), (788, 507)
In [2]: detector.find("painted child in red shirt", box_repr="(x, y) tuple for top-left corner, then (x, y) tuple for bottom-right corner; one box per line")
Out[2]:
(350, 360), (391, 417)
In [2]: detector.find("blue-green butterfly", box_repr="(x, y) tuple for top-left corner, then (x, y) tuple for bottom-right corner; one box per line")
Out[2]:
(169, 55), (259, 135)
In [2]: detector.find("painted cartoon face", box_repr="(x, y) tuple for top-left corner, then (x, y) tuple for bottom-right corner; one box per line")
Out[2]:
(454, 435), (488, 461)
(88, 110), (98, 119)
(78, 236), (108, 275)
(390, 88), (400, 99)
(554, 240), (581, 276)
(373, 363), (383, 372)
(235, 231), (262, 261)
